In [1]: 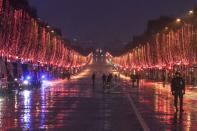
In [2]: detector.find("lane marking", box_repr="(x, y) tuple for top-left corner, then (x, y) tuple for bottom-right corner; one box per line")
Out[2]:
(127, 93), (150, 131)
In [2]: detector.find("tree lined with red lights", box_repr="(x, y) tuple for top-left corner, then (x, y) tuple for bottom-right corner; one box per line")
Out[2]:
(0, 0), (91, 69)
(110, 9), (197, 71)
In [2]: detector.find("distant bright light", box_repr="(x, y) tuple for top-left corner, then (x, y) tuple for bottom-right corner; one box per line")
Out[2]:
(133, 70), (136, 75)
(41, 75), (45, 79)
(23, 80), (29, 85)
(168, 66), (172, 70)
(72, 68), (90, 79)
(42, 80), (47, 84)
(176, 18), (181, 23)
(23, 90), (30, 98)
(27, 76), (31, 80)
(42, 80), (52, 87)
(165, 26), (168, 30)
(14, 78), (18, 81)
(189, 10), (194, 15)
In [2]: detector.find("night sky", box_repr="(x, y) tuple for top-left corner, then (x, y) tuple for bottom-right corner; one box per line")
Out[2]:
(28, 0), (197, 49)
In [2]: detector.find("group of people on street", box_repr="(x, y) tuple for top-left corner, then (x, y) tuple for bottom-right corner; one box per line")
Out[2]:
(102, 73), (113, 90)
(130, 73), (140, 87)
(92, 70), (186, 112)
(91, 72), (119, 92)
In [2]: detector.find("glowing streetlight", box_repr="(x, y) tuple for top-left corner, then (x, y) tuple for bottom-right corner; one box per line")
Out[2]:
(176, 18), (181, 23)
(165, 26), (169, 30)
(189, 10), (194, 15)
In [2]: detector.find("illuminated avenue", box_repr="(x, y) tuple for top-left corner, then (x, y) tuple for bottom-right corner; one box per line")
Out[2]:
(1, 0), (197, 131)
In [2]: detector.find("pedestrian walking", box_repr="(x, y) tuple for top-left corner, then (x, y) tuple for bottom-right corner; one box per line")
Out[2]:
(135, 73), (140, 87)
(171, 72), (185, 112)
(102, 73), (106, 90)
(67, 72), (71, 80)
(114, 74), (118, 82)
(7, 72), (14, 90)
(130, 73), (135, 87)
(92, 72), (96, 88)
(118, 73), (120, 80)
(113, 74), (119, 88)
(106, 73), (113, 89)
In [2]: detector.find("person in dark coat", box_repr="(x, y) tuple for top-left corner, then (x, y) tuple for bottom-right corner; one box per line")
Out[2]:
(171, 72), (185, 112)
(135, 73), (140, 87)
(67, 72), (71, 80)
(92, 72), (96, 88)
(107, 73), (113, 89)
(114, 74), (118, 82)
(7, 72), (14, 90)
(102, 73), (106, 90)
(130, 73), (136, 87)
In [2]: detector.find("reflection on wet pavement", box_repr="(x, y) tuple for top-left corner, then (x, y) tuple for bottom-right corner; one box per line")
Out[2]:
(0, 64), (143, 131)
(2, 62), (197, 130)
(121, 79), (197, 131)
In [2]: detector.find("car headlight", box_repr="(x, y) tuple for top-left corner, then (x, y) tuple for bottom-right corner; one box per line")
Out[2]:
(23, 80), (29, 85)
(41, 75), (45, 79)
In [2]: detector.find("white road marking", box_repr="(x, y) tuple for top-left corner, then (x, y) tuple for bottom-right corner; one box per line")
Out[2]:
(127, 93), (150, 131)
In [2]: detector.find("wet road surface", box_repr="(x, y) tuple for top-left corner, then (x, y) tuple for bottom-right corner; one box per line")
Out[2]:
(1, 62), (197, 130)
(0, 63), (142, 131)
(120, 78), (197, 131)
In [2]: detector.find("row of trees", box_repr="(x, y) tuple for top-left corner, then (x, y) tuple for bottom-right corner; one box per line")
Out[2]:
(111, 8), (197, 71)
(0, 0), (91, 69)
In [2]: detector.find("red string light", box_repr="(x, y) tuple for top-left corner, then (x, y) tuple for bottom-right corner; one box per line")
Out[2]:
(111, 15), (197, 71)
(0, 0), (91, 69)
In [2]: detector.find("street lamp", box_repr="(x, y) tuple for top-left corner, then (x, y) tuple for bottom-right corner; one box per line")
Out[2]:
(189, 10), (194, 15)
(165, 26), (169, 30)
(176, 18), (181, 23)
